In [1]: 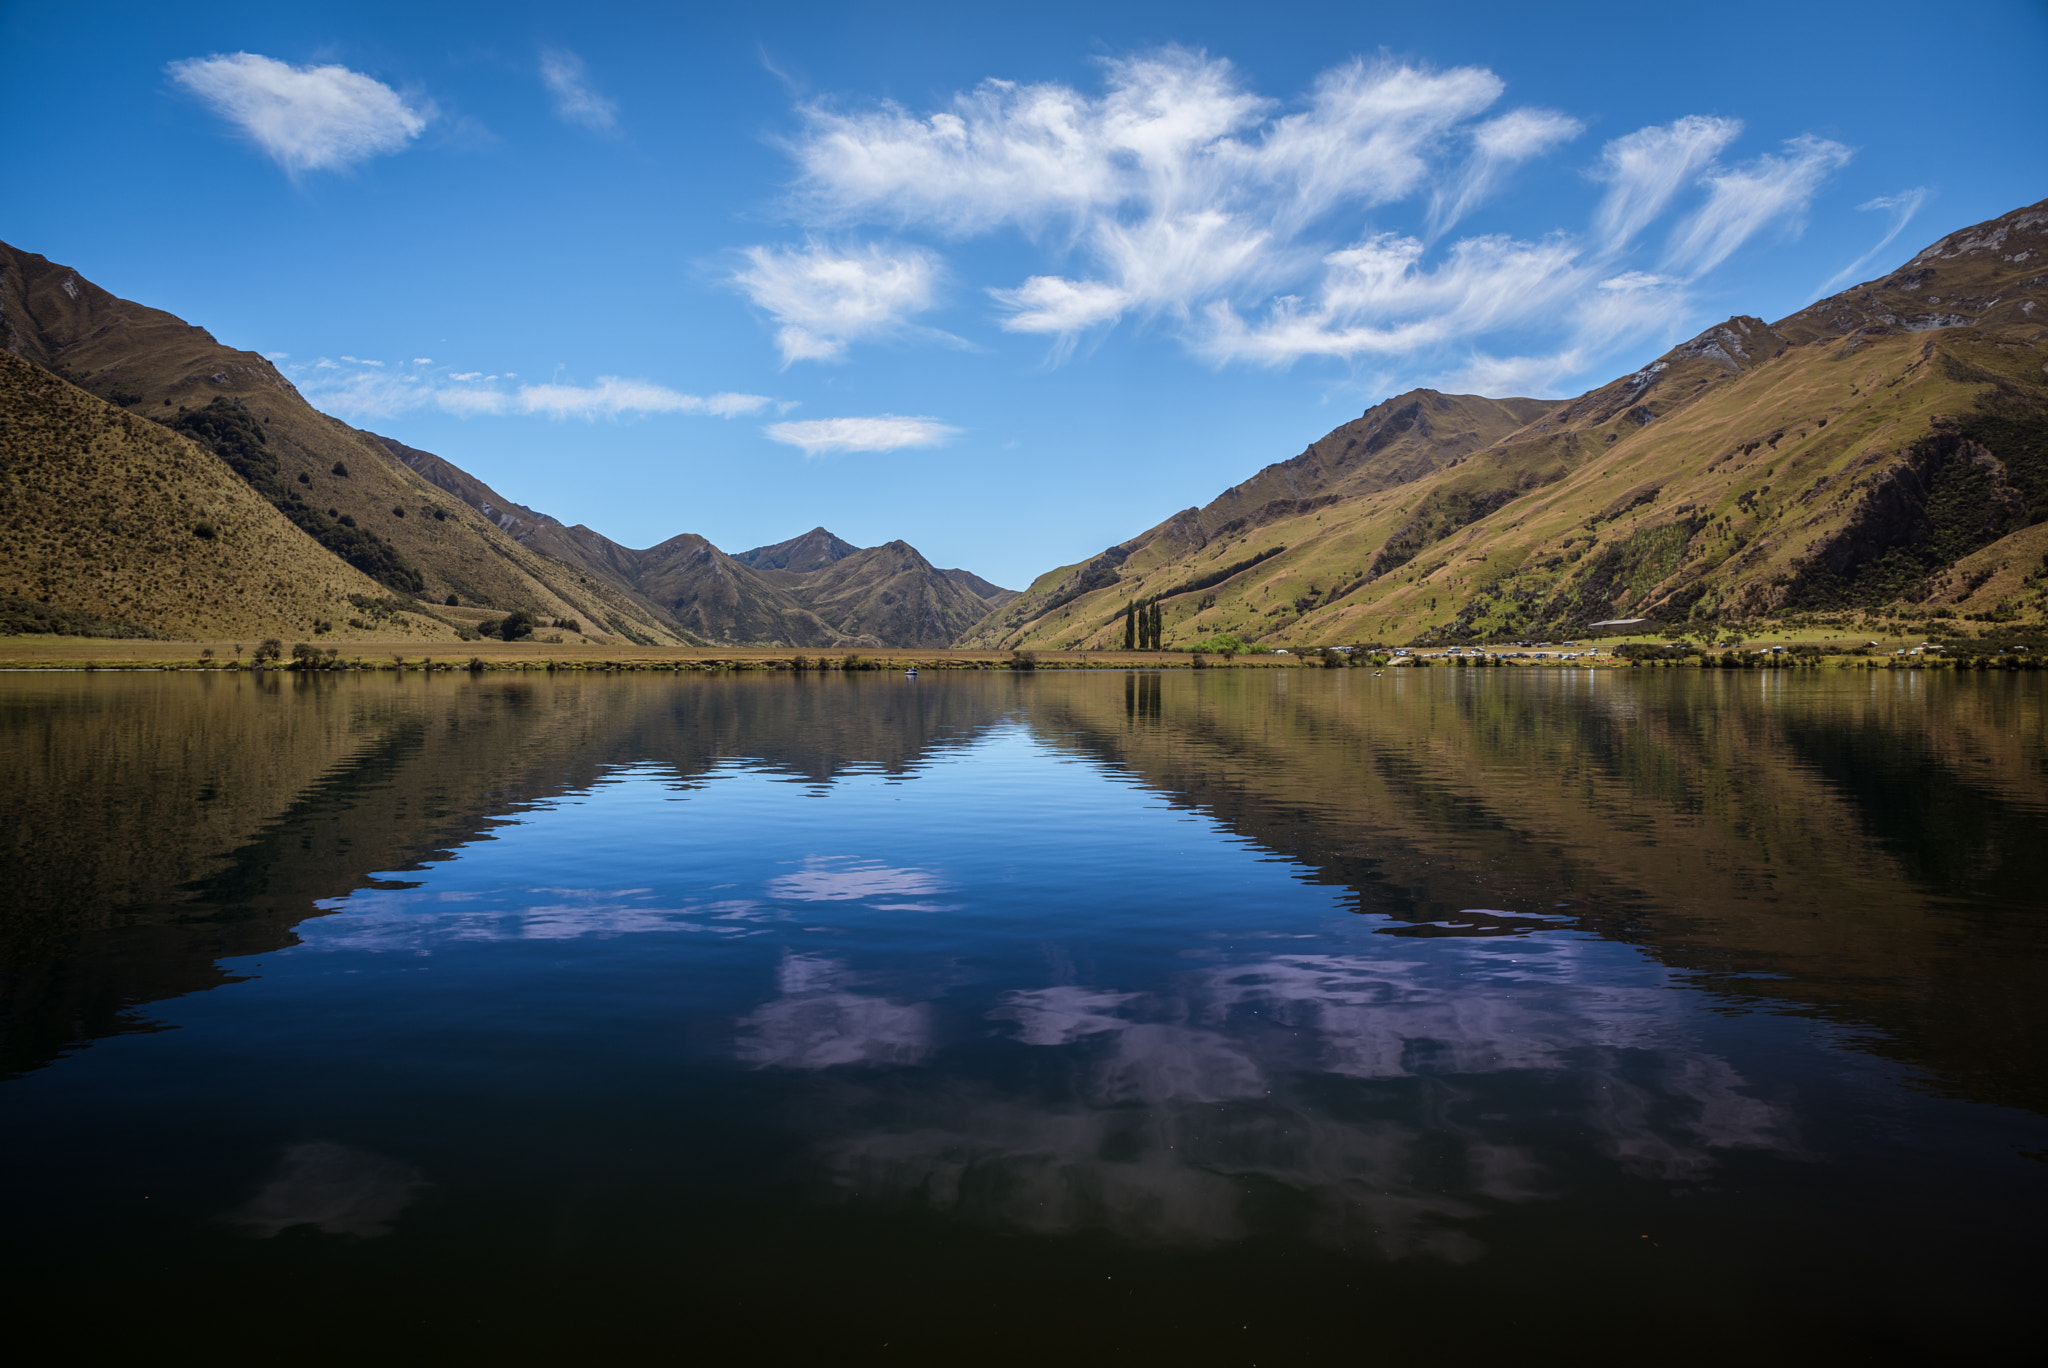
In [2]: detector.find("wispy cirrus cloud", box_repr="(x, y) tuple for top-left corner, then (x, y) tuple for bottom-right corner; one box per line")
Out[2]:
(1663, 134), (1853, 276)
(292, 359), (769, 422)
(539, 47), (618, 135)
(733, 241), (946, 364)
(1430, 270), (1689, 395)
(1589, 115), (1741, 253)
(1428, 107), (1584, 236)
(1200, 231), (1588, 364)
(764, 415), (960, 456)
(168, 52), (433, 173)
(742, 50), (1852, 393)
(1813, 187), (1932, 297)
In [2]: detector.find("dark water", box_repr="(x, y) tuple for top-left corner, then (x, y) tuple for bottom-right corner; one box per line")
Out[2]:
(2, 668), (2044, 1363)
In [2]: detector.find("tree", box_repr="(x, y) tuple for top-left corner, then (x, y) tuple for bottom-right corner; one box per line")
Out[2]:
(1124, 600), (1136, 651)
(1148, 600), (1164, 650)
(498, 610), (536, 641)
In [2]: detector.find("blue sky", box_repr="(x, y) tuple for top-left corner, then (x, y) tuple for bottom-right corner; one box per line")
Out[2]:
(5, 1), (2044, 588)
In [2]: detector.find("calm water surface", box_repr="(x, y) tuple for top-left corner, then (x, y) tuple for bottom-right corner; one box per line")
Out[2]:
(2, 668), (2044, 1362)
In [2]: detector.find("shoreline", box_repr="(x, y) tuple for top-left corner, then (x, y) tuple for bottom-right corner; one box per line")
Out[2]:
(0, 637), (2035, 672)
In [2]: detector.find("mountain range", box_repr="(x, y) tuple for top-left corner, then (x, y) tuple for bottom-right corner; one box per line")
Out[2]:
(4, 199), (2046, 650)
(976, 198), (2048, 649)
(0, 241), (1012, 647)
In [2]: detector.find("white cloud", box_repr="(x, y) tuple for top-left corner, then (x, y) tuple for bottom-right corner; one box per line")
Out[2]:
(790, 51), (1500, 238)
(264, 351), (288, 360)
(783, 50), (1511, 354)
(742, 49), (1857, 392)
(168, 52), (432, 174)
(1591, 115), (1742, 253)
(733, 241), (943, 364)
(1813, 187), (1931, 296)
(990, 275), (1131, 333)
(1202, 231), (1586, 364)
(539, 47), (618, 134)
(1430, 108), (1584, 235)
(295, 361), (771, 421)
(1436, 270), (1692, 396)
(1663, 135), (1851, 276)
(411, 357), (432, 364)
(517, 377), (770, 419)
(1244, 58), (1505, 231)
(764, 415), (960, 456)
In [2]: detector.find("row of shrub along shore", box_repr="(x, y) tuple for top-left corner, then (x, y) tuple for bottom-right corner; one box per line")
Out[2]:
(13, 648), (2039, 672)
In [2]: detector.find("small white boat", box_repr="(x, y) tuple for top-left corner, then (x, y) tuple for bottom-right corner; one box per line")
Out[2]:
(904, 666), (919, 677)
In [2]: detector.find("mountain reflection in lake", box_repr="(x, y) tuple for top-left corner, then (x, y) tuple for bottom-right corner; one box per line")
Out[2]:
(1, 669), (2042, 1362)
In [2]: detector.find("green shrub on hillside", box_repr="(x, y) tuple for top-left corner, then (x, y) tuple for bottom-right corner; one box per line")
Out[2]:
(1190, 632), (1247, 658)
(0, 593), (157, 639)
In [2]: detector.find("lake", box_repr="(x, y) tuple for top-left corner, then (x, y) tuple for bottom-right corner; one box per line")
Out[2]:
(2, 667), (2043, 1363)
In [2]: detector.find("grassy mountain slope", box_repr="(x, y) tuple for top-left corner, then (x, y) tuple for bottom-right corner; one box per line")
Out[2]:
(1, 242), (688, 645)
(963, 385), (1562, 646)
(0, 350), (456, 641)
(377, 442), (1013, 647)
(983, 199), (2048, 650)
(2, 243), (1020, 648)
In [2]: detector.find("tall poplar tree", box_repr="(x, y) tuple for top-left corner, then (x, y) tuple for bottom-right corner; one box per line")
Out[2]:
(1124, 600), (1136, 650)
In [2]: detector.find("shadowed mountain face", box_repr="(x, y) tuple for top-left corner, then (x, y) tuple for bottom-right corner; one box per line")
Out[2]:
(982, 199), (2048, 649)
(0, 243), (686, 645)
(743, 536), (1012, 647)
(0, 243), (1012, 648)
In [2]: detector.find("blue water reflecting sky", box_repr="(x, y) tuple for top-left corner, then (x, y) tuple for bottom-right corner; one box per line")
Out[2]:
(3, 673), (2042, 1359)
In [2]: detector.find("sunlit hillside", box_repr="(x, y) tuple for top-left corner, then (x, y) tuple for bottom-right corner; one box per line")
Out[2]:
(0, 349), (458, 642)
(980, 200), (2048, 650)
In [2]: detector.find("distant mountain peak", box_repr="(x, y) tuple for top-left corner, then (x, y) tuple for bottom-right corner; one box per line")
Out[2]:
(734, 526), (860, 572)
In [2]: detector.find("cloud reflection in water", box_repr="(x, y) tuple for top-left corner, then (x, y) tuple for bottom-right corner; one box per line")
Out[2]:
(225, 1142), (426, 1239)
(755, 943), (1796, 1257)
(737, 953), (935, 1070)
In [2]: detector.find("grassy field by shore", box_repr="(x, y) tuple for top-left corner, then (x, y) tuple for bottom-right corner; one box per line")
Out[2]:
(0, 631), (2037, 672)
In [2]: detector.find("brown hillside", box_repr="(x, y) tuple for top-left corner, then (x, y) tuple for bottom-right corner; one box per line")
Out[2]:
(631, 533), (849, 646)
(965, 386), (1553, 645)
(2, 243), (1020, 648)
(769, 540), (1000, 648)
(986, 199), (2048, 650)
(0, 350), (456, 642)
(0, 242), (688, 646)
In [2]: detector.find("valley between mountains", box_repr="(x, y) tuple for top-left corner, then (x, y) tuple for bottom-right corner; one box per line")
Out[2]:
(3, 197), (2046, 654)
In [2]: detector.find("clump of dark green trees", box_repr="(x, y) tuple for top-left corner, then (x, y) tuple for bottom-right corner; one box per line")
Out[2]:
(1123, 598), (1165, 651)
